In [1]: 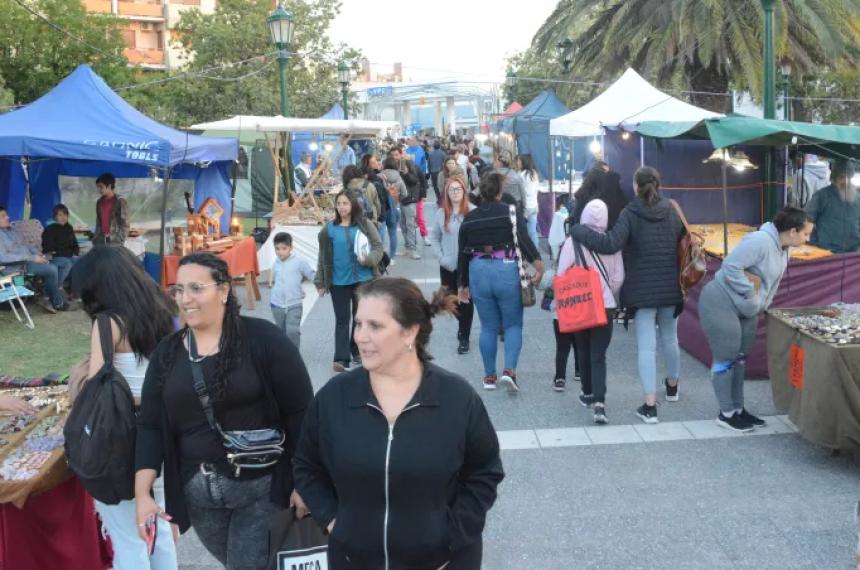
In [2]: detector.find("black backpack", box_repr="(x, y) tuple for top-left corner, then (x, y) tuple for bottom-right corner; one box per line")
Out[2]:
(64, 314), (137, 505)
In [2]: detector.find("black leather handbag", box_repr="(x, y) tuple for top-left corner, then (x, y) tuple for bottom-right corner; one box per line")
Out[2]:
(188, 331), (285, 477)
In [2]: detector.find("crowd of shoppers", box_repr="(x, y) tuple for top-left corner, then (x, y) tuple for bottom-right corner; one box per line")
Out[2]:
(18, 131), (814, 569)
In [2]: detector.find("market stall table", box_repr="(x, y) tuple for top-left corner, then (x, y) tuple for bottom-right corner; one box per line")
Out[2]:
(161, 235), (261, 309)
(689, 223), (833, 260)
(767, 308), (860, 452)
(537, 179), (582, 238)
(679, 251), (860, 378)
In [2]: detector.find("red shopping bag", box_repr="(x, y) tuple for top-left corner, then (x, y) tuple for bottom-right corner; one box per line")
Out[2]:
(554, 242), (608, 333)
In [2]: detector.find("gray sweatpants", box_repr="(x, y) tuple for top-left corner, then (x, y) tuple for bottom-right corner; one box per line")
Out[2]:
(399, 202), (417, 251)
(271, 304), (303, 349)
(698, 281), (758, 414)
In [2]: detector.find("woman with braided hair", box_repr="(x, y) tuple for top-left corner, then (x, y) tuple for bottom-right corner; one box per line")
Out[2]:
(134, 253), (313, 569)
(294, 277), (504, 569)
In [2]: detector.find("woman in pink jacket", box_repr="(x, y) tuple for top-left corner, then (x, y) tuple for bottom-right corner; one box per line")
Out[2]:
(556, 199), (624, 424)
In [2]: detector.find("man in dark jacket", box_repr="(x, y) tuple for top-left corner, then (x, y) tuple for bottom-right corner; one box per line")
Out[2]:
(389, 146), (424, 258)
(427, 141), (447, 203)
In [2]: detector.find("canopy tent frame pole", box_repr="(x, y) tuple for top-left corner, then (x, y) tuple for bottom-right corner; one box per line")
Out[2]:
(158, 168), (172, 283)
(721, 152), (729, 257)
(568, 137), (574, 201)
(639, 135), (645, 167)
(548, 135), (554, 193)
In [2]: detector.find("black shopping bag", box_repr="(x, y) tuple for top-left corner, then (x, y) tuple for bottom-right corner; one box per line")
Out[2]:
(268, 508), (329, 570)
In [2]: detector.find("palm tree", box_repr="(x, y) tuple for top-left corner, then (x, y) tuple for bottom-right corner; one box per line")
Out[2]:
(533, 0), (860, 112)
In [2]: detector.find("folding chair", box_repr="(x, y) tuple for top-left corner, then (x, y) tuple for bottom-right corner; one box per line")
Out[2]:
(0, 272), (35, 329)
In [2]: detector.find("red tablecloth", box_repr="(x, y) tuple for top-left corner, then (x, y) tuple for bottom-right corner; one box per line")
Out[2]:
(161, 236), (259, 286)
(0, 477), (112, 569)
(679, 251), (860, 378)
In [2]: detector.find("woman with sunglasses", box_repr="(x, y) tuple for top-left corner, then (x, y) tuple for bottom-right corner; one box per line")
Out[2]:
(135, 253), (313, 570)
(430, 174), (475, 355)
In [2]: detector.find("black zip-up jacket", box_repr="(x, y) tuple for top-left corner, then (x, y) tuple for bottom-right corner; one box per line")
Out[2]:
(456, 199), (540, 288)
(571, 196), (685, 310)
(41, 222), (79, 258)
(293, 364), (504, 569)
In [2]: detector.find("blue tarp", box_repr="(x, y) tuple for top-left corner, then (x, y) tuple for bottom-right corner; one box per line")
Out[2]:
(0, 65), (238, 229)
(290, 103), (345, 166)
(497, 90), (571, 180)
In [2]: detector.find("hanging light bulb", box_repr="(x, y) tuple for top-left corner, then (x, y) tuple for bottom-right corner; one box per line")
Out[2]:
(621, 131), (631, 140)
(589, 139), (601, 155)
(730, 150), (758, 171)
(851, 173), (860, 187)
(309, 140), (319, 151)
(323, 143), (334, 152)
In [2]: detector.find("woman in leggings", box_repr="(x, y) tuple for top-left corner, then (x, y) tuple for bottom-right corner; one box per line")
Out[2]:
(699, 207), (813, 432)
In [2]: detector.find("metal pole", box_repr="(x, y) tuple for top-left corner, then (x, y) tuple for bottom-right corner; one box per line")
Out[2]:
(548, 135), (554, 193)
(639, 135), (645, 167)
(568, 138), (574, 201)
(762, 0), (777, 220)
(158, 169), (172, 282)
(341, 83), (349, 120)
(721, 153), (729, 257)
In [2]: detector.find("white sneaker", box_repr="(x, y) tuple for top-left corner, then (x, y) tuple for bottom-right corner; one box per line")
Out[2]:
(411, 252), (421, 260)
(423, 237), (432, 246)
(388, 259), (396, 267)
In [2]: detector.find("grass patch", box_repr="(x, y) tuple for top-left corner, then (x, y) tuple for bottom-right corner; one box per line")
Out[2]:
(0, 304), (90, 377)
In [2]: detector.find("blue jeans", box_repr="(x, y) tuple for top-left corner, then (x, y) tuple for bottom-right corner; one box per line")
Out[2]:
(469, 258), (523, 375)
(634, 306), (681, 397)
(526, 207), (539, 248)
(379, 210), (399, 256)
(26, 258), (71, 307)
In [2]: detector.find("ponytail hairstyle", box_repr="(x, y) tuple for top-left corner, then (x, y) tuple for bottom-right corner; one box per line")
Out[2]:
(634, 166), (661, 207)
(356, 277), (457, 363)
(160, 253), (241, 402)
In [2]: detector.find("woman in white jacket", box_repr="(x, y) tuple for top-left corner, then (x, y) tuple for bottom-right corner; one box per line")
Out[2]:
(556, 199), (624, 424)
(429, 174), (475, 355)
(517, 154), (541, 247)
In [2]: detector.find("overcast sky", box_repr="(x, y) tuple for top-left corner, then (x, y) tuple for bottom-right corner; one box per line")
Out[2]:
(328, 0), (559, 84)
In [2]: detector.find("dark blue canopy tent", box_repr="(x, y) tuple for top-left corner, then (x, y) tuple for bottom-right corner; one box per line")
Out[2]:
(290, 103), (344, 166)
(496, 90), (578, 180)
(0, 65), (238, 245)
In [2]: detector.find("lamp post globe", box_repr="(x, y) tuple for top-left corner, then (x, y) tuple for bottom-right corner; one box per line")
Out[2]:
(267, 4), (294, 49)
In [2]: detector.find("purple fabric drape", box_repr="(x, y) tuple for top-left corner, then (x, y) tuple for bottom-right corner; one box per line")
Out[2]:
(679, 252), (860, 378)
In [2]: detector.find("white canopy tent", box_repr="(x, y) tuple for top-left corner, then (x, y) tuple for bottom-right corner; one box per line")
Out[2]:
(549, 68), (722, 137)
(191, 115), (401, 138)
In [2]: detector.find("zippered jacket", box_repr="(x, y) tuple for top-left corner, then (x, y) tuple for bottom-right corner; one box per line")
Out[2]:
(293, 364), (504, 569)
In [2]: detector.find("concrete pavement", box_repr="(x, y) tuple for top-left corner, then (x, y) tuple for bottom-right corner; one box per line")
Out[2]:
(178, 207), (859, 569)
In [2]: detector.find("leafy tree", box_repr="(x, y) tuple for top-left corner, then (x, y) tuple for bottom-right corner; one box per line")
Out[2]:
(151, 0), (362, 126)
(503, 46), (601, 112)
(791, 69), (860, 124)
(0, 0), (131, 104)
(529, 0), (860, 113)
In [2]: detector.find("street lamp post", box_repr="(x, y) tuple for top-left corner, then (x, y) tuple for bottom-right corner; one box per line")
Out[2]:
(266, 3), (295, 118)
(781, 63), (792, 121)
(267, 3), (295, 199)
(761, 0), (777, 220)
(337, 61), (351, 120)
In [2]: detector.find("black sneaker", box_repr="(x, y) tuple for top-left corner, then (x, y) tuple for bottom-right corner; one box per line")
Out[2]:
(457, 337), (470, 355)
(737, 409), (766, 427)
(593, 405), (608, 425)
(716, 412), (755, 433)
(578, 392), (594, 408)
(665, 379), (679, 402)
(552, 378), (566, 392)
(636, 403), (659, 424)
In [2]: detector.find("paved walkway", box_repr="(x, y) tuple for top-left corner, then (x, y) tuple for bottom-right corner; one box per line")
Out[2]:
(178, 207), (859, 569)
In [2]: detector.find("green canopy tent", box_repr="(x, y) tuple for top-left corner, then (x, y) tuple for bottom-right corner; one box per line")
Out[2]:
(634, 114), (860, 253)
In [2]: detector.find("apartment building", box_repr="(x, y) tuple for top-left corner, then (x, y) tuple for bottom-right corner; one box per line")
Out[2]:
(83, 0), (216, 69)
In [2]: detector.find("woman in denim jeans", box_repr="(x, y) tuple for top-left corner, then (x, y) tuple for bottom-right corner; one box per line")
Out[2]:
(135, 253), (314, 570)
(570, 167), (685, 424)
(457, 173), (544, 393)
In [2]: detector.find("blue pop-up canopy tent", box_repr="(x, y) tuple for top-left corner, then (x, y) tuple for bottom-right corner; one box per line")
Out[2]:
(497, 90), (576, 180)
(0, 65), (238, 235)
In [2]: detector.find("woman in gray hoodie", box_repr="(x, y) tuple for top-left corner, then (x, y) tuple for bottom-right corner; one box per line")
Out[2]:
(430, 174), (475, 354)
(699, 207), (813, 432)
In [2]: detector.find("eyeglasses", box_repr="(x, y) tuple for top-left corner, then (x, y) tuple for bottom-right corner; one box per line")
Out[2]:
(448, 186), (464, 192)
(168, 282), (219, 299)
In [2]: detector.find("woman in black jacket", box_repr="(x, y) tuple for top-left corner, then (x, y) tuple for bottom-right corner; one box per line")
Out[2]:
(457, 173), (544, 393)
(570, 166), (684, 424)
(135, 253), (314, 570)
(293, 278), (504, 570)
